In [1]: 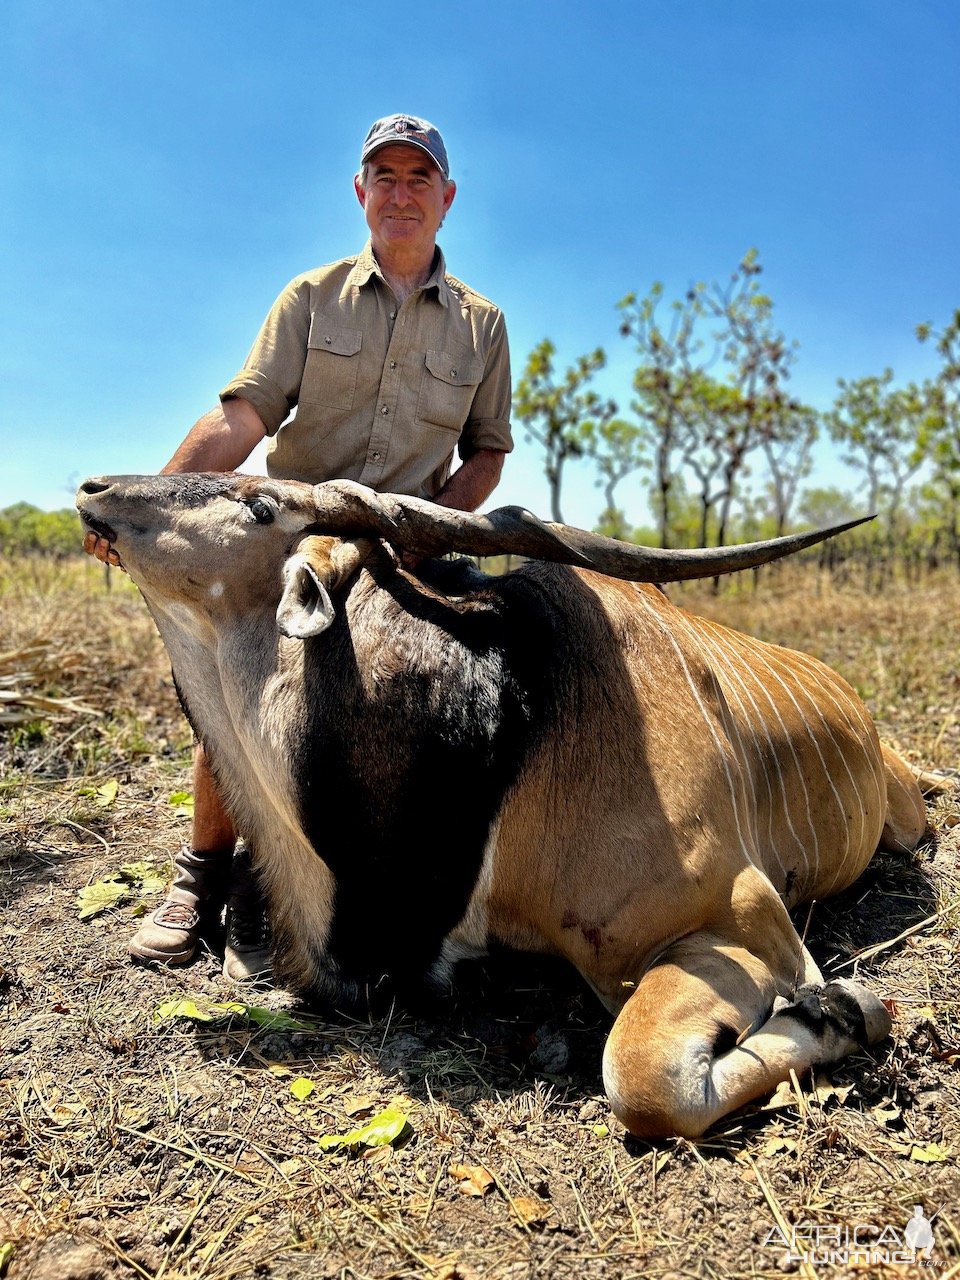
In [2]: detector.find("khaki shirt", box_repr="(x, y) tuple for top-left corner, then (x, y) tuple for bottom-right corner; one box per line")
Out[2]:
(220, 243), (513, 499)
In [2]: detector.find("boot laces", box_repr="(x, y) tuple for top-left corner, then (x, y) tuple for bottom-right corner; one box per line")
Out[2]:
(226, 890), (271, 950)
(154, 899), (200, 930)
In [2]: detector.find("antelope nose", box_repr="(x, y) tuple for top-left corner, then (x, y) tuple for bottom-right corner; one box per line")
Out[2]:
(79, 478), (112, 496)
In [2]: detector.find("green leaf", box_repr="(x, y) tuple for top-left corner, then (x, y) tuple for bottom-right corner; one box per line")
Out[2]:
(0, 1242), (15, 1275)
(77, 877), (129, 919)
(290, 1077), (315, 1101)
(152, 996), (314, 1032)
(79, 778), (120, 808)
(119, 861), (165, 894)
(242, 1005), (313, 1031)
(168, 790), (195, 817)
(318, 1106), (411, 1153)
(910, 1142), (950, 1164)
(153, 997), (235, 1024)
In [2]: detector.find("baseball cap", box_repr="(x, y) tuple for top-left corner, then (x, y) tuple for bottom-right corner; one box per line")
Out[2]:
(360, 114), (450, 180)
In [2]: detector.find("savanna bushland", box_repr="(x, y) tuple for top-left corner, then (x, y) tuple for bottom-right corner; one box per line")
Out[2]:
(1, 539), (957, 1280)
(1, 260), (958, 1277)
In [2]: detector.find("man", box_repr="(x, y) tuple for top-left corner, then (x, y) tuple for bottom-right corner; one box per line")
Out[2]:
(84, 113), (512, 979)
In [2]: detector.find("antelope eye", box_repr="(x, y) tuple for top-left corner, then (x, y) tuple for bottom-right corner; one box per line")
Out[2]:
(246, 498), (275, 525)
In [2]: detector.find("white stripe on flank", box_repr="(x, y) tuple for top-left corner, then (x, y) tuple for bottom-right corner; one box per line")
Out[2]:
(635, 595), (758, 871)
(769, 647), (885, 890)
(681, 617), (808, 887)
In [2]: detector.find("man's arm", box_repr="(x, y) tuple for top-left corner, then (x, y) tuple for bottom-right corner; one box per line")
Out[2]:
(160, 397), (266, 474)
(83, 397), (267, 564)
(433, 448), (506, 513)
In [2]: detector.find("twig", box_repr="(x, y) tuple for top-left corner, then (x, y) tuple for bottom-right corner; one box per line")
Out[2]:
(744, 1154), (820, 1280)
(155, 1168), (227, 1279)
(114, 1125), (271, 1187)
(48, 818), (111, 854)
(834, 905), (958, 971)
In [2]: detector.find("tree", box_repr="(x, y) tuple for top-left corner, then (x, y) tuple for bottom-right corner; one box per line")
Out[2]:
(796, 486), (861, 529)
(826, 370), (925, 536)
(917, 310), (960, 564)
(759, 402), (819, 536)
(513, 340), (617, 523)
(0, 504), (82, 556)
(585, 416), (644, 539)
(617, 281), (702, 547)
(700, 249), (800, 548)
(618, 251), (801, 547)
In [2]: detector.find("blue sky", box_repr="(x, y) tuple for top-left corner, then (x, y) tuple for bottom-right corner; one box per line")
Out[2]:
(4, 0), (958, 529)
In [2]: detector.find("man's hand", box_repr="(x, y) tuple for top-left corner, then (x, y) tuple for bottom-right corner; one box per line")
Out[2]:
(80, 398), (268, 565)
(82, 530), (123, 568)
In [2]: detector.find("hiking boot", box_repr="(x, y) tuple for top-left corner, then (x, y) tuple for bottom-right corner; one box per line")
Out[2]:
(223, 844), (272, 982)
(128, 845), (230, 966)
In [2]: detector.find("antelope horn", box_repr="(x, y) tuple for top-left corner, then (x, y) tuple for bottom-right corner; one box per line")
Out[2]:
(311, 479), (872, 584)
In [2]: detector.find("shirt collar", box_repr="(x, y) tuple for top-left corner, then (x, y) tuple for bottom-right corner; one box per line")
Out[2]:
(345, 241), (450, 307)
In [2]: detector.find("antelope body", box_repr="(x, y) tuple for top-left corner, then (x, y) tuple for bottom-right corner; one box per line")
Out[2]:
(77, 473), (928, 1138)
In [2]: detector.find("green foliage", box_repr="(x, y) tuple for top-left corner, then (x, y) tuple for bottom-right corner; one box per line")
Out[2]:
(152, 996), (314, 1031)
(513, 339), (617, 522)
(76, 861), (165, 920)
(826, 370), (928, 534)
(0, 504), (82, 556)
(615, 250), (807, 548)
(318, 1106), (411, 1154)
(916, 310), (960, 557)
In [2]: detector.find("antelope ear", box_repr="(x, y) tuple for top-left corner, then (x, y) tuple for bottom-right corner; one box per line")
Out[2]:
(276, 552), (335, 639)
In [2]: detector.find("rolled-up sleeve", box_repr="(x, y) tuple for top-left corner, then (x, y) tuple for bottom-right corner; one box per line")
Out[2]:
(458, 309), (513, 460)
(219, 278), (311, 436)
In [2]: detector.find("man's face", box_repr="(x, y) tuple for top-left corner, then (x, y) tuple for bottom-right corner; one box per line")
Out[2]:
(355, 144), (456, 261)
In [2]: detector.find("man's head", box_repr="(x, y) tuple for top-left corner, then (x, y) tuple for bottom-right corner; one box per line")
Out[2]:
(355, 113), (456, 262)
(360, 113), (449, 181)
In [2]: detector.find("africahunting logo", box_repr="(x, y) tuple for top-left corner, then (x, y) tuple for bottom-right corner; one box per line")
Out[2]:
(762, 1206), (942, 1267)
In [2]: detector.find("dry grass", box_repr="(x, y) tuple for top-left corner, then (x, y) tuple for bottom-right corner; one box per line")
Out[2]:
(0, 554), (958, 1280)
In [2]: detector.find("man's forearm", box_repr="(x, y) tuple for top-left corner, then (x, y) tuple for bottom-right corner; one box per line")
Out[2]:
(161, 398), (267, 474)
(434, 448), (506, 513)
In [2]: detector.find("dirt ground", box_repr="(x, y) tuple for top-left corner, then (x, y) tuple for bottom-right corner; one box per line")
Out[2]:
(1, 556), (958, 1280)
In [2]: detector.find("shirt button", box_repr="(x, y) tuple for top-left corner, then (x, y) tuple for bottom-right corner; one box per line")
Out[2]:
(389, 311), (396, 321)
(451, 368), (458, 377)
(324, 337), (332, 345)
(380, 405), (389, 415)
(371, 451), (382, 462)
(389, 360), (397, 369)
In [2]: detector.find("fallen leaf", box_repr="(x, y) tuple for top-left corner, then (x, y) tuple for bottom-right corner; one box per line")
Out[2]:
(241, 1005), (314, 1032)
(812, 1075), (854, 1106)
(152, 997), (313, 1031)
(761, 1079), (797, 1111)
(449, 1162), (495, 1197)
(318, 1106), (411, 1153)
(510, 1195), (551, 1227)
(762, 1135), (798, 1157)
(590, 1122), (610, 1137)
(153, 997), (231, 1024)
(343, 1095), (375, 1117)
(871, 1103), (902, 1127)
(0, 1242), (14, 1275)
(168, 790), (194, 817)
(80, 779), (119, 808)
(77, 878), (128, 920)
(910, 1142), (950, 1164)
(290, 1078), (315, 1101)
(119, 861), (165, 894)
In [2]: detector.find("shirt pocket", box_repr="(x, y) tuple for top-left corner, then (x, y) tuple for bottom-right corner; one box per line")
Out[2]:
(416, 350), (484, 432)
(302, 320), (363, 411)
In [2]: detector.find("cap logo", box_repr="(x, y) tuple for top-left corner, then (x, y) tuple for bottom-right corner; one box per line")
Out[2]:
(395, 119), (408, 134)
